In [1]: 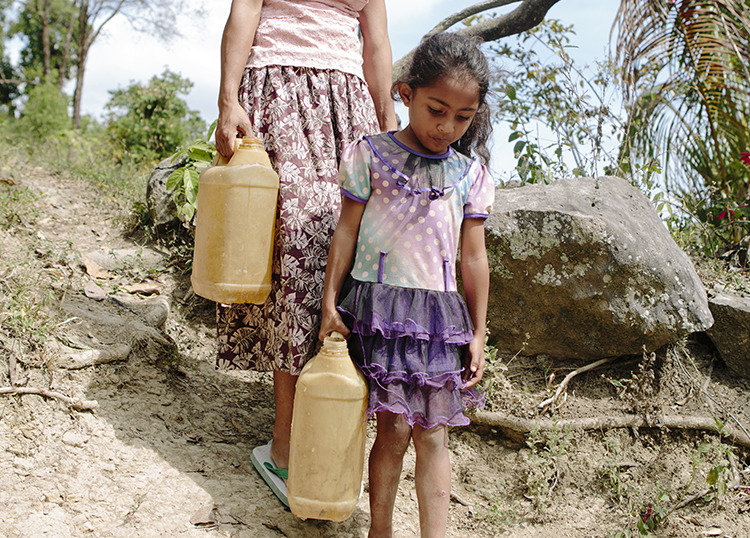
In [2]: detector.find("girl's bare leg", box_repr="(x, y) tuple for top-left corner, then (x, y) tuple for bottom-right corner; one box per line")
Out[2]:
(368, 412), (412, 538)
(412, 424), (450, 538)
(270, 370), (297, 470)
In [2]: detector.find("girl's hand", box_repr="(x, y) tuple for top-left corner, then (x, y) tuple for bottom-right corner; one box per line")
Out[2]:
(319, 309), (350, 342)
(462, 336), (485, 389)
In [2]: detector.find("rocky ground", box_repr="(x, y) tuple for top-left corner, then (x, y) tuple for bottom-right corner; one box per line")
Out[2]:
(1, 164), (749, 538)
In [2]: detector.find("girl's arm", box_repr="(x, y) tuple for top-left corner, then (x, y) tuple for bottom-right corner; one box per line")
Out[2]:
(319, 196), (366, 340)
(216, 0), (263, 158)
(460, 218), (490, 389)
(358, 0), (398, 132)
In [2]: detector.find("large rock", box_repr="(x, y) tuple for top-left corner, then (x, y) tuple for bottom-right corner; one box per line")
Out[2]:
(706, 287), (750, 379)
(483, 176), (713, 360)
(146, 153), (187, 233)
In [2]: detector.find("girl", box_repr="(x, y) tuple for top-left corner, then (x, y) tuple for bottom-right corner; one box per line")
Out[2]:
(319, 33), (494, 538)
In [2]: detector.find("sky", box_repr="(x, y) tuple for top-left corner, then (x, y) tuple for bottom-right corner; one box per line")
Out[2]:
(61, 0), (622, 178)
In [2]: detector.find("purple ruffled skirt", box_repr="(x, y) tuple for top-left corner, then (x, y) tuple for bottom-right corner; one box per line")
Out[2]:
(337, 278), (484, 429)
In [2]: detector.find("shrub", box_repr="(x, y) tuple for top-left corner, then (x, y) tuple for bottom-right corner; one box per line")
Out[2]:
(18, 83), (71, 137)
(105, 69), (205, 164)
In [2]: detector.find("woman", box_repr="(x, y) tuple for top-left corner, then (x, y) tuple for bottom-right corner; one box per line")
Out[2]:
(213, 0), (398, 504)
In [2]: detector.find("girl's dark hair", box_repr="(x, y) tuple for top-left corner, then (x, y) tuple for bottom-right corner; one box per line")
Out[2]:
(392, 32), (493, 166)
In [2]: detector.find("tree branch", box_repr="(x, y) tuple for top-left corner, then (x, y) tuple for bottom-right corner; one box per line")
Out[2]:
(393, 0), (565, 81)
(538, 357), (616, 413)
(0, 386), (98, 411)
(455, 0), (564, 42)
(424, 0), (520, 37)
(471, 411), (750, 448)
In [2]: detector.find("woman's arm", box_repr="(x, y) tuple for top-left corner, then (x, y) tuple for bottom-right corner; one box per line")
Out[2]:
(459, 218), (490, 389)
(358, 0), (398, 132)
(319, 196), (366, 340)
(216, 0), (263, 158)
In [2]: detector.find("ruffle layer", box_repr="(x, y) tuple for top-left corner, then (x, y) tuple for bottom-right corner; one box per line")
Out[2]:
(364, 363), (485, 430)
(338, 279), (484, 429)
(337, 279), (474, 344)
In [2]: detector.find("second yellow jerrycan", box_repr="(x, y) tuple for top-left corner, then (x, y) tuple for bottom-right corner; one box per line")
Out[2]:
(288, 332), (369, 522)
(191, 136), (279, 304)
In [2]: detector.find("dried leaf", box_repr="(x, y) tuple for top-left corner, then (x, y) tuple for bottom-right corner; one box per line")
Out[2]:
(190, 504), (217, 527)
(82, 254), (112, 280)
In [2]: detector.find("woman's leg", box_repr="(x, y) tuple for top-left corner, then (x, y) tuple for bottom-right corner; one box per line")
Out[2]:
(368, 412), (412, 538)
(270, 371), (297, 470)
(411, 424), (450, 538)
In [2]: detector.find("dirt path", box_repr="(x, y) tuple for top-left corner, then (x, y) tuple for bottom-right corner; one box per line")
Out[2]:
(1, 167), (749, 538)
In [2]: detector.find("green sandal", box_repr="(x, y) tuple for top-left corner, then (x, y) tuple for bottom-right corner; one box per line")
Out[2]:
(251, 442), (288, 506)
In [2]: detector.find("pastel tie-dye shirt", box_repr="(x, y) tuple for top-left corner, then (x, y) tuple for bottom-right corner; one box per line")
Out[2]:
(339, 132), (494, 292)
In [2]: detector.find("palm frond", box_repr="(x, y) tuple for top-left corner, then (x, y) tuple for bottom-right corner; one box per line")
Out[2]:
(614, 0), (750, 197)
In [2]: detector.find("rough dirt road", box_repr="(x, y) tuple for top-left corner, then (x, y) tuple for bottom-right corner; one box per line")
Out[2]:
(1, 167), (749, 538)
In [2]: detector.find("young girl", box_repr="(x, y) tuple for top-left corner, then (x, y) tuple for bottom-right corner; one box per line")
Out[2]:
(319, 33), (494, 538)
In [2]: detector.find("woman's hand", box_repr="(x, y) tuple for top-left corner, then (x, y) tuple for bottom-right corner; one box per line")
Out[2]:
(462, 335), (485, 389)
(216, 100), (253, 158)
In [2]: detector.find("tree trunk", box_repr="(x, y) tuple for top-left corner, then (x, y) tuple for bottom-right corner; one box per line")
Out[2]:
(58, 8), (76, 90)
(37, 0), (52, 81)
(72, 0), (90, 129)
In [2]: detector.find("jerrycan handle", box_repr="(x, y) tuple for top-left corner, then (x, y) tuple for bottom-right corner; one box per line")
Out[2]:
(210, 137), (243, 166)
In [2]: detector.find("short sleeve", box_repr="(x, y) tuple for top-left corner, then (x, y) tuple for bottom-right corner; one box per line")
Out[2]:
(463, 161), (495, 219)
(339, 138), (373, 204)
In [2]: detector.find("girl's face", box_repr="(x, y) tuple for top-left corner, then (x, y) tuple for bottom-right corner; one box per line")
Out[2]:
(396, 74), (480, 155)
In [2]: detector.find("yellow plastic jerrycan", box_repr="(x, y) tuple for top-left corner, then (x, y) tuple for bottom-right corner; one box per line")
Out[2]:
(288, 332), (369, 522)
(191, 137), (279, 304)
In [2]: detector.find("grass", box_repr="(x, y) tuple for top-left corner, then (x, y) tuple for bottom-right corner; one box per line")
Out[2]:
(522, 423), (573, 520)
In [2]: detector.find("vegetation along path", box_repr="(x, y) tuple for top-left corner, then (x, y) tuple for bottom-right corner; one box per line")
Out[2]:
(1, 161), (750, 537)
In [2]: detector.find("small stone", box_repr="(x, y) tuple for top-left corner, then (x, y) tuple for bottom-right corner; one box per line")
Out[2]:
(62, 431), (88, 447)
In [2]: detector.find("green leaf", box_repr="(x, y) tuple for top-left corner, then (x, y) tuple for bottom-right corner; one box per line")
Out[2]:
(508, 130), (524, 142)
(181, 203), (196, 221)
(188, 147), (215, 163)
(713, 417), (727, 434)
(167, 168), (188, 191)
(513, 140), (527, 156)
(706, 466), (721, 485)
(207, 118), (218, 142)
(185, 185), (199, 206)
(183, 170), (199, 200)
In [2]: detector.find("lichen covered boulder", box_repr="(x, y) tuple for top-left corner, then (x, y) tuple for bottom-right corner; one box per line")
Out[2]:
(707, 287), (750, 379)
(146, 153), (187, 233)
(483, 176), (713, 360)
